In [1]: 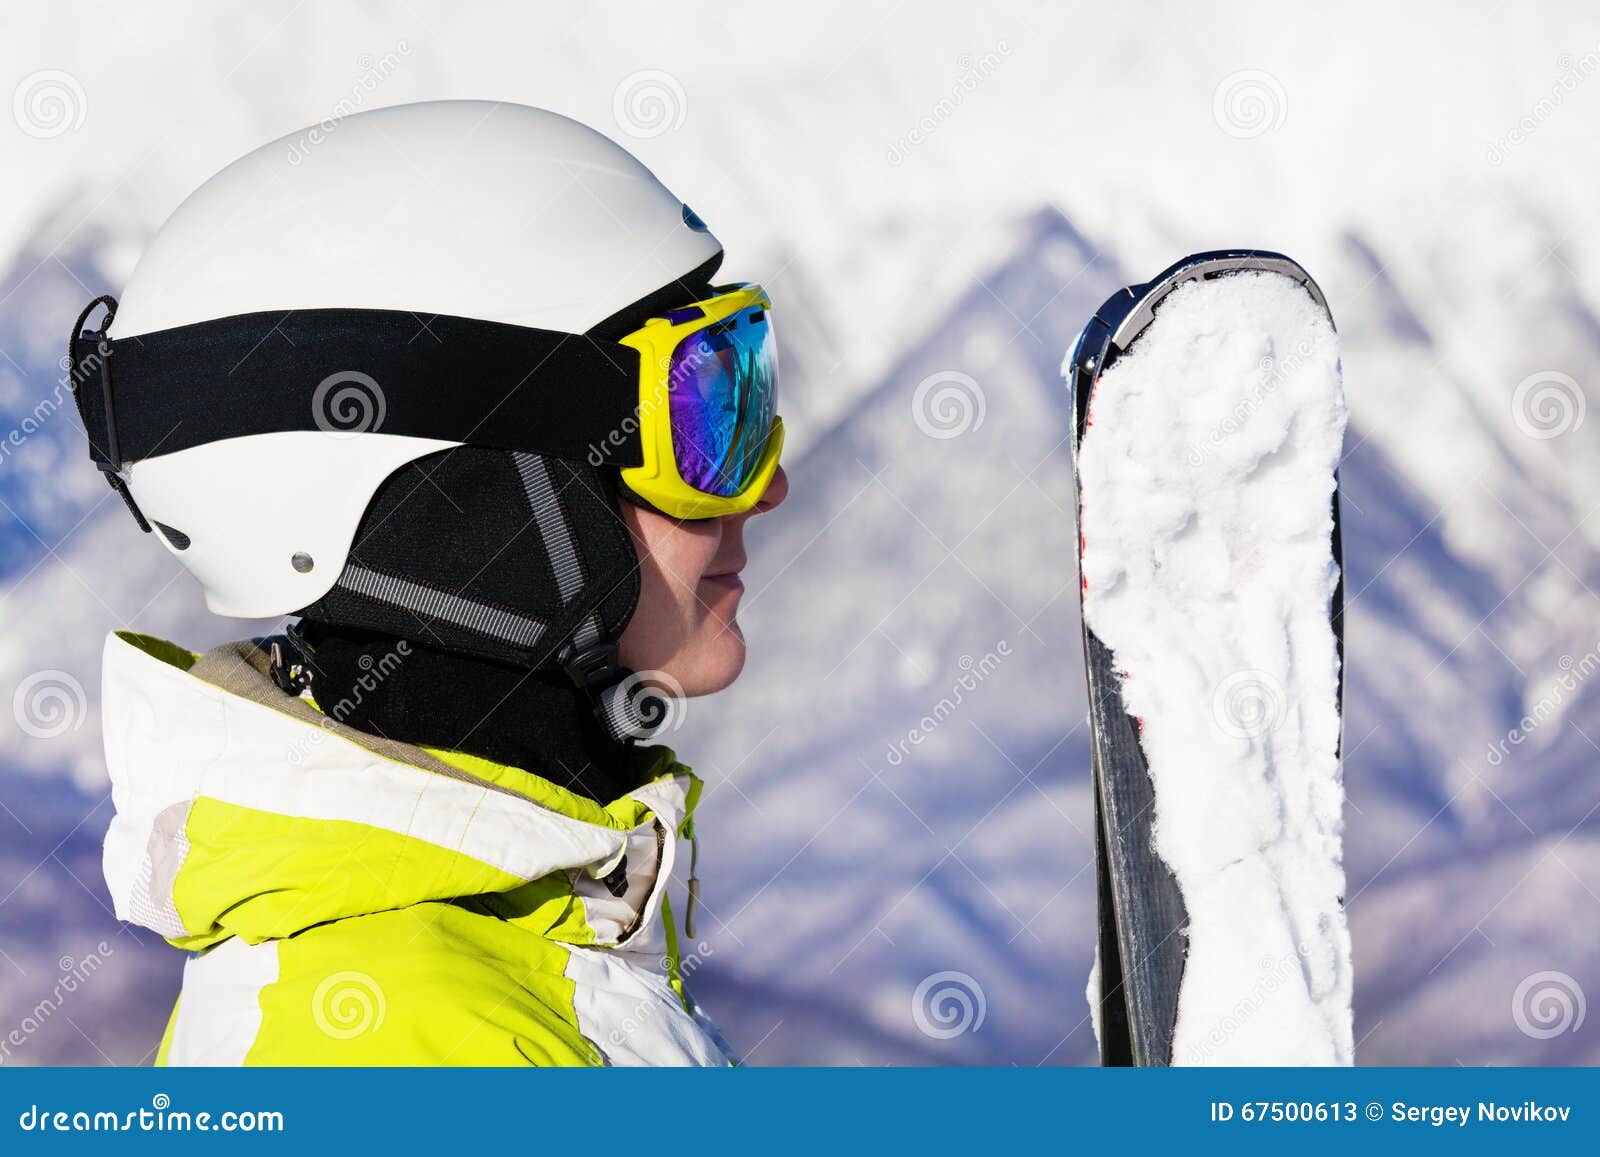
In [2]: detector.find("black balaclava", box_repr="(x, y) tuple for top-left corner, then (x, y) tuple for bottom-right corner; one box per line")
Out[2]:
(296, 620), (639, 802)
(291, 446), (642, 802)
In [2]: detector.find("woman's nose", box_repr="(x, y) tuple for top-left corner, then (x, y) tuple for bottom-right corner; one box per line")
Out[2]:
(754, 464), (789, 513)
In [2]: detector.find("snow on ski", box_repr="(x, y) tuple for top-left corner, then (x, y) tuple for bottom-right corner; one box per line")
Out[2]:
(1066, 253), (1352, 1065)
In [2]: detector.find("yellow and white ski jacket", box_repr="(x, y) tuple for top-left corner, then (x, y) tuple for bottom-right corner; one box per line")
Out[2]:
(99, 630), (736, 1067)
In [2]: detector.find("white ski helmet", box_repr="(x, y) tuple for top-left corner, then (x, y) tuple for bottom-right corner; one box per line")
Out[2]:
(81, 99), (721, 618)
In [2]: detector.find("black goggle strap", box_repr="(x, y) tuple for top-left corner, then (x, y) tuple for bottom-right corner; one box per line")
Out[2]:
(68, 299), (648, 533)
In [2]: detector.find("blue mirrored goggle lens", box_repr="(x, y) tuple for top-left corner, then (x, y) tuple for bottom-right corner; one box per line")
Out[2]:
(667, 304), (778, 497)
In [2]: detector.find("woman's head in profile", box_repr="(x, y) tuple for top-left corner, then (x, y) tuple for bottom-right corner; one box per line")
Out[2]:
(77, 99), (788, 724)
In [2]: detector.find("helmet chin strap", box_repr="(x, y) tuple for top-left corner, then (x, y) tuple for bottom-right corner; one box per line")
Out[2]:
(513, 448), (666, 745)
(560, 641), (678, 746)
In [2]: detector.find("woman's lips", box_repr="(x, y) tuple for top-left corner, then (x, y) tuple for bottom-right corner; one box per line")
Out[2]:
(701, 571), (745, 595)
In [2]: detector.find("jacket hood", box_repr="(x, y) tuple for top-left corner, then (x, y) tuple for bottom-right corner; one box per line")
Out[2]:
(100, 631), (699, 952)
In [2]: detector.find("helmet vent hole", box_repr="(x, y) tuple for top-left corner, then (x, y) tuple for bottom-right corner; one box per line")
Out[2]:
(291, 552), (315, 574)
(152, 522), (191, 551)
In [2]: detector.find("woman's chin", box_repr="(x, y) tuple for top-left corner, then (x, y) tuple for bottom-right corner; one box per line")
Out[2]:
(680, 627), (747, 697)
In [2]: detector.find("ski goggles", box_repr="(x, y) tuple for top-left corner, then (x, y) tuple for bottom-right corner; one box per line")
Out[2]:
(616, 282), (783, 519)
(69, 281), (783, 529)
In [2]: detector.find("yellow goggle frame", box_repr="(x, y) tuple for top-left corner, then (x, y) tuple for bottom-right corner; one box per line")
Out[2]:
(617, 283), (784, 520)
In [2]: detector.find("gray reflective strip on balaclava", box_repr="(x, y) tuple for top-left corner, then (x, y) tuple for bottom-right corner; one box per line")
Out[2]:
(337, 564), (547, 647)
(513, 452), (604, 650)
(514, 451), (652, 742)
(598, 678), (645, 740)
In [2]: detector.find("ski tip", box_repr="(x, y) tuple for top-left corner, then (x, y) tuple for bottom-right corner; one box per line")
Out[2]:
(1067, 250), (1331, 450)
(1108, 250), (1332, 354)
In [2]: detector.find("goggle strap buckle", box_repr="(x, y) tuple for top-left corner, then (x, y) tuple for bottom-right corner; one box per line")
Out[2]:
(70, 294), (152, 534)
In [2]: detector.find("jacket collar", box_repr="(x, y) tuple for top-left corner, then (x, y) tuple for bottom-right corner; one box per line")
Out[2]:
(100, 631), (699, 951)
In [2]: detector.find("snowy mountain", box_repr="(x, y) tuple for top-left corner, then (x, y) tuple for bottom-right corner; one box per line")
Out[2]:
(4, 188), (1598, 1066)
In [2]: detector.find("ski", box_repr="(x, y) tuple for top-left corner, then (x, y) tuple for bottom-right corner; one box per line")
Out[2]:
(1066, 252), (1348, 1066)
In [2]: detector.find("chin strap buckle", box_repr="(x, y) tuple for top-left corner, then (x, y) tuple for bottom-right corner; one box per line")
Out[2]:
(560, 640), (677, 746)
(268, 628), (313, 697)
(562, 641), (643, 746)
(561, 641), (623, 692)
